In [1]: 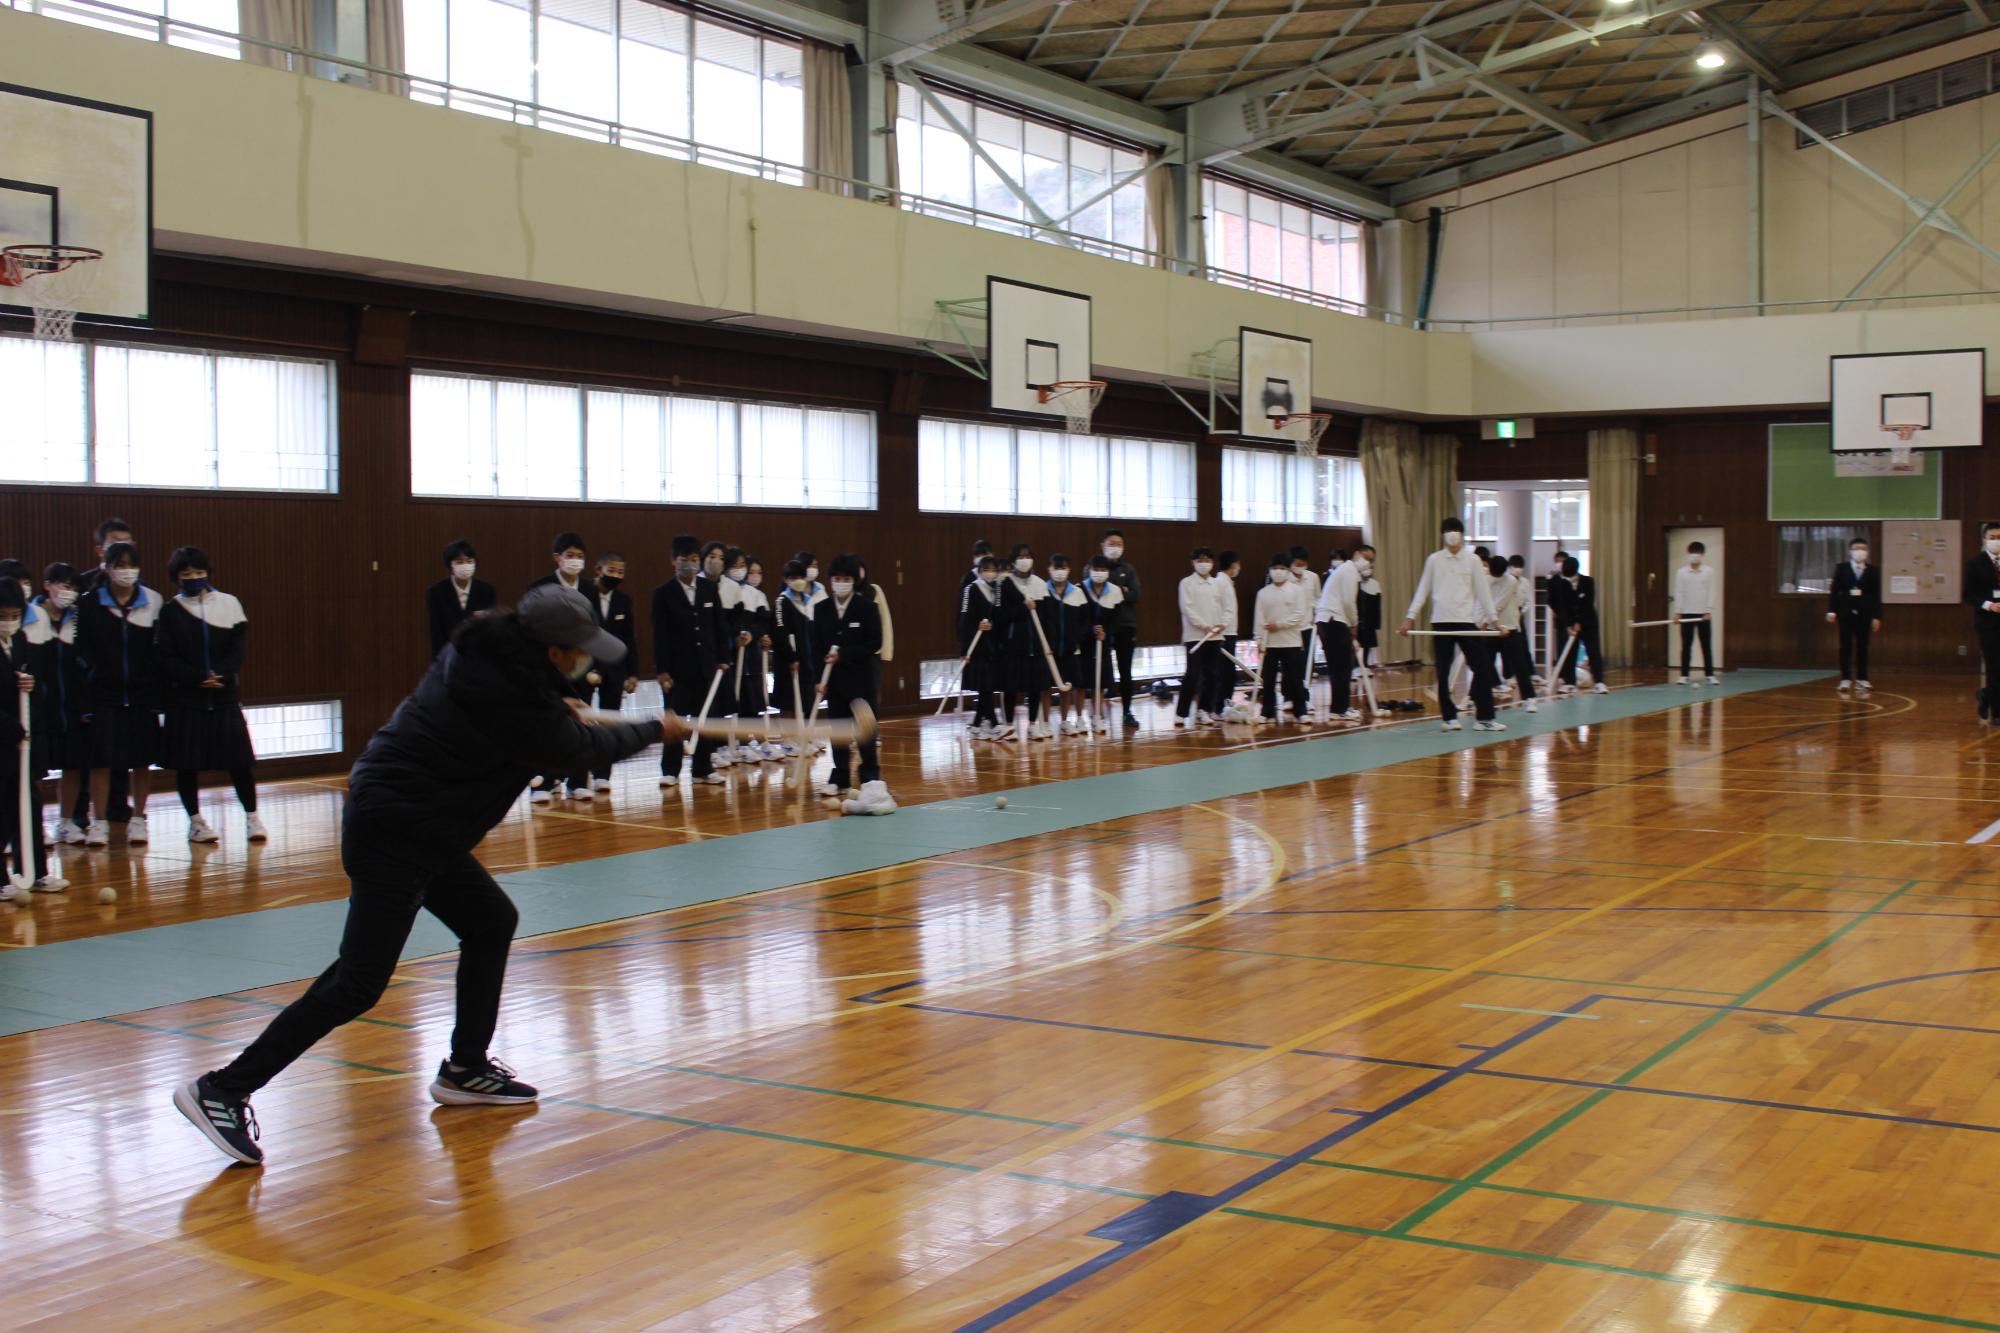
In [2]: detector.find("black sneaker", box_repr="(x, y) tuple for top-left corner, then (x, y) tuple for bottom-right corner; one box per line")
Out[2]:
(1123, 711), (1140, 729)
(429, 1056), (539, 1106)
(1981, 688), (1990, 722)
(174, 1074), (264, 1165)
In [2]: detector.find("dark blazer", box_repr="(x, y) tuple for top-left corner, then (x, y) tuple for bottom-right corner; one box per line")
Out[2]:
(1829, 562), (1883, 622)
(769, 591), (815, 672)
(1553, 574), (1598, 626)
(812, 592), (883, 697)
(650, 576), (726, 685)
(426, 576), (497, 658)
(1106, 558), (1141, 632)
(592, 586), (637, 677)
(1967, 553), (2000, 623)
(958, 578), (1003, 659)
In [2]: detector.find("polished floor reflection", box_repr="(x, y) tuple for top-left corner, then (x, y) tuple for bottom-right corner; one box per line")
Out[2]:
(6, 675), (1998, 1330)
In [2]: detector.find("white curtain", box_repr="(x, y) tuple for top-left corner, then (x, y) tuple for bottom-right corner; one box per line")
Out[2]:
(238, 0), (310, 68)
(803, 41), (853, 196)
(1588, 426), (1641, 670)
(367, 0), (407, 95)
(1359, 418), (1458, 628)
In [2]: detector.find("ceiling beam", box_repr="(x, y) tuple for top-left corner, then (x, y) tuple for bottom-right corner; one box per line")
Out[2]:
(869, 0), (1070, 66)
(1418, 37), (1596, 141)
(1684, 9), (1790, 87)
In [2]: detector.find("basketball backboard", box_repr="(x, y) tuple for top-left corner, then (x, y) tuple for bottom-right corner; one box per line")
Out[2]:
(1, 83), (152, 328)
(1830, 349), (1984, 453)
(987, 277), (1091, 423)
(1237, 327), (1313, 444)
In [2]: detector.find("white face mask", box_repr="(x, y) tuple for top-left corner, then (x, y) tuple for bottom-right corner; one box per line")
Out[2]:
(110, 568), (139, 589)
(831, 579), (854, 598)
(787, 577), (808, 594)
(0, 618), (19, 639)
(1271, 569), (1290, 584)
(1356, 559), (1373, 573)
(1089, 570), (1108, 585)
(805, 565), (819, 583)
(1194, 561), (1213, 576)
(981, 571), (999, 585)
(1443, 532), (1463, 548)
(559, 556), (585, 577)
(1688, 554), (1702, 567)
(1103, 544), (1123, 560)
(1988, 539), (2000, 557)
(1013, 557), (1034, 574)
(1049, 568), (1068, 583)
(452, 561), (476, 581)
(1851, 549), (1869, 565)
(728, 567), (747, 583)
(50, 588), (77, 610)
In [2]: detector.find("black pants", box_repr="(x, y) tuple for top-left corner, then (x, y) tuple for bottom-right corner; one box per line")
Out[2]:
(1260, 646), (1306, 718)
(826, 680), (879, 786)
(1837, 615), (1872, 681)
(1322, 621), (1354, 714)
(1, 772), (47, 883)
(963, 656), (1000, 727)
(1561, 619), (1606, 686)
(1111, 626), (1136, 708)
(72, 766), (129, 825)
(176, 768), (257, 814)
(774, 661), (812, 732)
(660, 671), (719, 778)
(1678, 619), (1714, 675)
(1204, 636), (1240, 715)
(1177, 641), (1222, 718)
(1500, 630), (1537, 700)
(211, 831), (518, 1097)
(539, 676), (592, 793)
(1434, 623), (1496, 722)
(1979, 616), (2000, 716)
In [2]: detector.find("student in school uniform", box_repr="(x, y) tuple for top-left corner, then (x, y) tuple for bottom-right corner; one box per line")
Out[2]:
(1355, 551), (1382, 672)
(0, 583), (58, 892)
(1289, 546), (1322, 706)
(74, 520), (138, 830)
(858, 557), (893, 693)
(1080, 555), (1125, 728)
(1672, 541), (1719, 686)
(1827, 536), (1882, 695)
(1552, 555), (1608, 694)
(1968, 524), (2000, 724)
(527, 532), (597, 801)
(958, 556), (1006, 738)
(963, 540), (993, 590)
(1399, 517), (1504, 733)
(82, 517), (135, 596)
(812, 555), (888, 807)
(427, 540), (496, 661)
(1317, 543), (1367, 722)
(999, 543), (1053, 740)
(1100, 530), (1142, 729)
(721, 549), (774, 762)
(768, 560), (817, 755)
(793, 551), (826, 603)
(155, 547), (266, 845)
(1254, 555), (1311, 723)
(1175, 548), (1230, 728)
(699, 541), (755, 767)
(1208, 551), (1243, 719)
(585, 551), (639, 789)
(652, 535), (727, 789)
(1489, 556), (1539, 714)
(76, 541), (161, 846)
(1041, 554), (1090, 734)
(30, 564), (89, 847)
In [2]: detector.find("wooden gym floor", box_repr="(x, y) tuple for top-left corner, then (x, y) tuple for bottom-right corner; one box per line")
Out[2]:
(6, 670), (2000, 1330)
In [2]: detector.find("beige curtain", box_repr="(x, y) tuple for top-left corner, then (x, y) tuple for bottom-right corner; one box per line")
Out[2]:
(803, 41), (853, 196)
(1146, 163), (1173, 269)
(882, 76), (901, 204)
(1359, 418), (1459, 630)
(239, 0), (310, 69)
(367, 0), (407, 95)
(1588, 426), (1641, 671)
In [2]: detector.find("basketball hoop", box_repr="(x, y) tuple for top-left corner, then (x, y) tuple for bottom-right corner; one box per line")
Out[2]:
(1881, 421), (1920, 469)
(1038, 379), (1106, 436)
(2, 245), (103, 342)
(1270, 412), (1334, 458)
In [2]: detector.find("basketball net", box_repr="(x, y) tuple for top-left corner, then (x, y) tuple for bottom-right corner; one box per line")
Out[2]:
(1271, 412), (1333, 458)
(1039, 380), (1106, 436)
(1883, 422), (1919, 470)
(1, 245), (103, 343)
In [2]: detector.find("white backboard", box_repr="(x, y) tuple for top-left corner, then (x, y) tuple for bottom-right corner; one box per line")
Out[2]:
(1237, 327), (1313, 443)
(1830, 349), (1984, 453)
(1, 83), (152, 327)
(987, 276), (1092, 420)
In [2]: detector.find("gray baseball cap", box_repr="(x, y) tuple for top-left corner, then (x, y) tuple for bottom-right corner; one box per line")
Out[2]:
(518, 585), (627, 664)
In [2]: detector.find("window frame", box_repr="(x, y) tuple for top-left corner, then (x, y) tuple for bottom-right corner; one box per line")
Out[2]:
(1202, 172), (1370, 313)
(1777, 523), (1872, 597)
(915, 414), (1196, 521)
(1462, 487), (1500, 543)
(1220, 444), (1367, 528)
(1531, 488), (1590, 543)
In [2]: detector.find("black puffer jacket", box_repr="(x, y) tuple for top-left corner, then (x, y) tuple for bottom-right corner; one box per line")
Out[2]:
(346, 613), (657, 859)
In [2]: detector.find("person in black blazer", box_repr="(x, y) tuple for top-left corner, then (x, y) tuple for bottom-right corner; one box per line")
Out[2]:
(812, 554), (884, 798)
(587, 551), (639, 790)
(1967, 524), (2000, 723)
(1826, 536), (1883, 693)
(426, 540), (497, 660)
(1552, 555), (1607, 693)
(527, 532), (597, 800)
(652, 534), (727, 787)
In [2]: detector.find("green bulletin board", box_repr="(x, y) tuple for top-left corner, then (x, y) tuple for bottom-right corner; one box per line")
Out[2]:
(1767, 423), (1943, 521)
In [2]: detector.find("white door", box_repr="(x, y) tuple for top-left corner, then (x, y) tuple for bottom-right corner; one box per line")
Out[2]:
(1666, 526), (1724, 671)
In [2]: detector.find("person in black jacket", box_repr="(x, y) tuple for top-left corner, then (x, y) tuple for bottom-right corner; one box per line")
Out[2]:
(174, 586), (671, 1167)
(527, 533), (596, 802)
(1969, 524), (2000, 723)
(813, 554), (885, 800)
(958, 557), (1005, 737)
(1553, 555), (1607, 694)
(652, 534), (728, 787)
(77, 542), (160, 847)
(586, 551), (639, 790)
(30, 564), (88, 849)
(1826, 536), (1883, 694)
(426, 540), (496, 660)
(768, 560), (817, 757)
(0, 582), (55, 891)
(1100, 530), (1141, 728)
(155, 547), (264, 845)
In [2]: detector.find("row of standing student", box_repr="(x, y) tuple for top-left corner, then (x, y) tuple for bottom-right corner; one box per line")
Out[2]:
(425, 533), (895, 805)
(1, 522), (266, 894)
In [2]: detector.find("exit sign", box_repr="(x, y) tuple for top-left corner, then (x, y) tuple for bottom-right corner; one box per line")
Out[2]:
(1496, 420), (1517, 439)
(1480, 417), (1536, 441)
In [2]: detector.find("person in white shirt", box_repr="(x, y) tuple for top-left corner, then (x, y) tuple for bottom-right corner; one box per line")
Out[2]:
(1488, 556), (1538, 714)
(1207, 551), (1243, 719)
(1316, 543), (1368, 721)
(1672, 541), (1719, 685)
(1255, 555), (1312, 721)
(1175, 547), (1230, 727)
(1400, 517), (1505, 732)
(1288, 546), (1322, 709)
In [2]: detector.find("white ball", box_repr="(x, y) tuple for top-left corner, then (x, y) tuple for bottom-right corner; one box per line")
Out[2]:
(994, 795), (1008, 810)
(10, 887), (30, 907)
(96, 887), (118, 905)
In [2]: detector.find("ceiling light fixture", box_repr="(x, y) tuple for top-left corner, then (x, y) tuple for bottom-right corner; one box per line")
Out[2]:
(1695, 46), (1727, 69)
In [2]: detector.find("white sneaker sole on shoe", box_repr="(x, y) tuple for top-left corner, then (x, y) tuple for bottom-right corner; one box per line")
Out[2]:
(172, 1079), (262, 1165)
(428, 1078), (538, 1106)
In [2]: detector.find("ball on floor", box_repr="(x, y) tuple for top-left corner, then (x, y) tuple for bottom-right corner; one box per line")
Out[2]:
(994, 795), (1008, 810)
(97, 887), (118, 905)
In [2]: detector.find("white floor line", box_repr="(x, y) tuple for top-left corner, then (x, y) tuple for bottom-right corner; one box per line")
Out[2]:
(1966, 816), (2000, 846)
(1460, 1003), (1602, 1020)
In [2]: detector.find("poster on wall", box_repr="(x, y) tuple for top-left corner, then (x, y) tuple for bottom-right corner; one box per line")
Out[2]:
(1834, 451), (1926, 478)
(1881, 520), (1961, 605)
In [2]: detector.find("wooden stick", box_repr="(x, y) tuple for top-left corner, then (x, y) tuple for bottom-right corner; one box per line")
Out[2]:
(1404, 628), (1505, 637)
(1627, 618), (1676, 628)
(11, 690), (31, 894)
(937, 627), (983, 716)
(1544, 633), (1578, 699)
(687, 664), (726, 755)
(730, 642), (747, 753)
(1093, 637), (1104, 731)
(1027, 598), (1071, 692)
(576, 700), (875, 747)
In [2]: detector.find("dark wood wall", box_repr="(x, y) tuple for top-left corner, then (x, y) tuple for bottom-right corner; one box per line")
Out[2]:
(0, 257), (1360, 774)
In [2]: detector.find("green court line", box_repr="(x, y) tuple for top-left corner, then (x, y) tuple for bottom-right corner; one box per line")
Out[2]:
(618, 1059), (1084, 1130)
(95, 1017), (405, 1076)
(1385, 879), (1922, 1238)
(556, 1096), (982, 1172)
(203, 994), (416, 1030)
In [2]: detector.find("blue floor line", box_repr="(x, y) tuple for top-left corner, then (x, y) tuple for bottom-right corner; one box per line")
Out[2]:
(0, 670), (1829, 1037)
